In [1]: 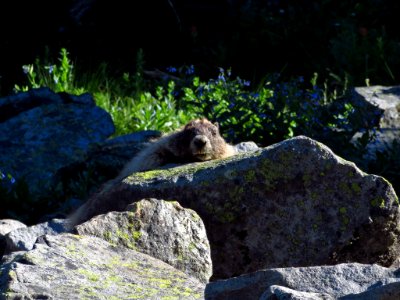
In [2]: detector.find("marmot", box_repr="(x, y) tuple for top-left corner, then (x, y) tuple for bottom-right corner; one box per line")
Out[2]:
(66, 118), (235, 228)
(116, 118), (235, 180)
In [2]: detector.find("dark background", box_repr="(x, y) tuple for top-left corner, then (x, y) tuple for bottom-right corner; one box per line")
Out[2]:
(1, 0), (400, 95)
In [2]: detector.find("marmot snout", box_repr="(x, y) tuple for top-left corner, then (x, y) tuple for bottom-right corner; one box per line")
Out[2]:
(191, 134), (212, 160)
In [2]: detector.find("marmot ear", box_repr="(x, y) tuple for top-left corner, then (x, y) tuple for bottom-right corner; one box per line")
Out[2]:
(214, 122), (219, 129)
(185, 120), (196, 129)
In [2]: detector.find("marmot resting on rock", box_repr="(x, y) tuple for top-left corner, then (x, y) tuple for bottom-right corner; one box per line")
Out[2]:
(116, 118), (235, 180)
(66, 118), (235, 228)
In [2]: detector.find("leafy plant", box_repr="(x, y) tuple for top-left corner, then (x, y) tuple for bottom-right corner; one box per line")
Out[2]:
(13, 48), (196, 136)
(181, 68), (270, 143)
(103, 80), (196, 134)
(14, 48), (85, 94)
(179, 68), (369, 148)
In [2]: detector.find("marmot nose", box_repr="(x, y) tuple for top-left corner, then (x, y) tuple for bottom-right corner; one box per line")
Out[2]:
(194, 136), (207, 147)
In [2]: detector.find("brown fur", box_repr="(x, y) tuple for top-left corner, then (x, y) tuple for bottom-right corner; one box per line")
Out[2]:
(116, 118), (235, 180)
(67, 118), (235, 228)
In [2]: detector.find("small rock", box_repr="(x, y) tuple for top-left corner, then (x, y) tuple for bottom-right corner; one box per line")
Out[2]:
(351, 85), (400, 160)
(76, 198), (212, 283)
(233, 141), (259, 153)
(261, 285), (334, 300)
(0, 219), (26, 236)
(0, 219), (27, 258)
(5, 218), (69, 253)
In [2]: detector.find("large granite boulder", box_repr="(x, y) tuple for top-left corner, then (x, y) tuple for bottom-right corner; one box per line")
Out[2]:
(69, 136), (400, 279)
(76, 198), (212, 283)
(0, 88), (115, 198)
(205, 263), (400, 299)
(0, 233), (204, 299)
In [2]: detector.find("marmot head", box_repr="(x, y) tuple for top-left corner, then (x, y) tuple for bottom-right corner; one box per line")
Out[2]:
(181, 118), (227, 161)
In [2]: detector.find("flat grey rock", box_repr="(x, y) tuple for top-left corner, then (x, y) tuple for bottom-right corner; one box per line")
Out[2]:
(205, 263), (400, 300)
(0, 233), (204, 299)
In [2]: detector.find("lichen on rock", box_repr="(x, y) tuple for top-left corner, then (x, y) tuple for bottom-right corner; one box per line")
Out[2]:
(0, 234), (204, 299)
(75, 198), (212, 283)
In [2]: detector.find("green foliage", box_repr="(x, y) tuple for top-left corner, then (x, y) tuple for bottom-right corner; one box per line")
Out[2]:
(14, 48), (85, 94)
(14, 48), (194, 136)
(180, 68), (365, 148)
(100, 80), (196, 134)
(182, 68), (273, 143)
